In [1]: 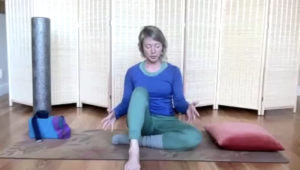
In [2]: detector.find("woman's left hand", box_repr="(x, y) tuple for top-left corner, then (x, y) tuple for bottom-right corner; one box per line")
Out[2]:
(186, 102), (200, 123)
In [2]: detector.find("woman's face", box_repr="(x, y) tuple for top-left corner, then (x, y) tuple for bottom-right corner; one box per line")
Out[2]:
(142, 37), (163, 63)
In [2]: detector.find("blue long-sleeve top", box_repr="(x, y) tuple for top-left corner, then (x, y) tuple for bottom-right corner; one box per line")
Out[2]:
(113, 61), (189, 119)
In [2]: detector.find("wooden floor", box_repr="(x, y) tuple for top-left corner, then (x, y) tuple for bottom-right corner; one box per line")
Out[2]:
(0, 94), (299, 170)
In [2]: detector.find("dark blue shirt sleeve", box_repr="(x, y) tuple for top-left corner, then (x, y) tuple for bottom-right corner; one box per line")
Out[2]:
(113, 68), (134, 119)
(172, 66), (189, 114)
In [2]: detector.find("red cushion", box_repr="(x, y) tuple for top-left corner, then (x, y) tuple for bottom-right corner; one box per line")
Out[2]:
(204, 122), (285, 151)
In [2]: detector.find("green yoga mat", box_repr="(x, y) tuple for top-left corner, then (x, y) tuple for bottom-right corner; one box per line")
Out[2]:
(0, 129), (289, 163)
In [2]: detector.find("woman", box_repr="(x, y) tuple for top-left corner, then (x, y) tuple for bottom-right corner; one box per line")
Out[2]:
(101, 25), (202, 170)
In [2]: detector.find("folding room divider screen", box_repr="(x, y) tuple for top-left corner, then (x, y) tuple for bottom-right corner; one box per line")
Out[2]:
(5, 0), (300, 115)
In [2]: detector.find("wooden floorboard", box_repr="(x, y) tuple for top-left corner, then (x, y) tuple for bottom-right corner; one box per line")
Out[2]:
(0, 94), (299, 170)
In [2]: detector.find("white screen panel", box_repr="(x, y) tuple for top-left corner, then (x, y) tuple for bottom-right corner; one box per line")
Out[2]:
(217, 0), (267, 110)
(33, 0), (78, 105)
(111, 0), (154, 108)
(155, 0), (185, 71)
(79, 0), (110, 107)
(6, 0), (33, 106)
(185, 0), (221, 106)
(263, 0), (300, 110)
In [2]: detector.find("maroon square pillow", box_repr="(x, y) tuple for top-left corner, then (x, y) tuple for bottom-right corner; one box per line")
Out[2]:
(204, 122), (284, 151)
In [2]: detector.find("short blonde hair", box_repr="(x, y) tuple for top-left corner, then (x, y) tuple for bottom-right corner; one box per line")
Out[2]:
(138, 26), (168, 60)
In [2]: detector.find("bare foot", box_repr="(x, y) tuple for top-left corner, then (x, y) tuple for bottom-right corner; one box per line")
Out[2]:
(124, 139), (141, 170)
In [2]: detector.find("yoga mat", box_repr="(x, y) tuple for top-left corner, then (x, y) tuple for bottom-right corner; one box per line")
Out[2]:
(0, 130), (289, 163)
(31, 17), (52, 115)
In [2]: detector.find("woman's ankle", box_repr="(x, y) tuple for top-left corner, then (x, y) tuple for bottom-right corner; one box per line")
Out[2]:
(129, 139), (140, 152)
(130, 139), (139, 147)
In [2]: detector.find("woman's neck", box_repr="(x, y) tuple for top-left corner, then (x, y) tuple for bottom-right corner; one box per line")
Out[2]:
(144, 59), (162, 73)
(145, 60), (162, 72)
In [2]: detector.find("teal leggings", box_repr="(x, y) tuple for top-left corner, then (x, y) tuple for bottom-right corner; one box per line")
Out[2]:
(127, 87), (202, 151)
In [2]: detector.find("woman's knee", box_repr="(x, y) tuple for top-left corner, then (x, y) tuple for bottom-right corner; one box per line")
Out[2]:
(131, 87), (149, 99)
(182, 128), (202, 149)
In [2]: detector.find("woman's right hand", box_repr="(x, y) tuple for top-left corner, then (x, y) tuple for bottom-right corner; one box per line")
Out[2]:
(101, 108), (117, 131)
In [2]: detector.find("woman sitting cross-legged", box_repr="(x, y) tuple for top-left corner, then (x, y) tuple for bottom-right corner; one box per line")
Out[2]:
(101, 25), (202, 170)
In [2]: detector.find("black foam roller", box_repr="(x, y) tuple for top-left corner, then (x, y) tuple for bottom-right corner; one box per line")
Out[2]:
(31, 17), (52, 115)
